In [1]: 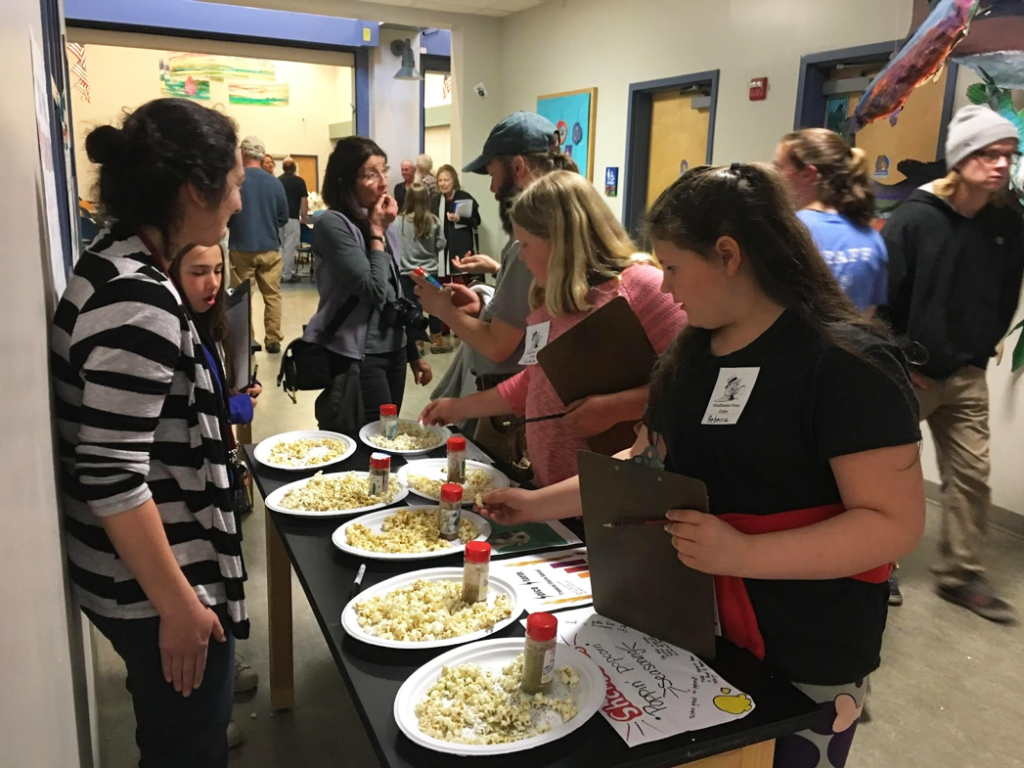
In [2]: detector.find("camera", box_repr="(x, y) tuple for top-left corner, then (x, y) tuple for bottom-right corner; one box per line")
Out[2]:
(383, 297), (431, 343)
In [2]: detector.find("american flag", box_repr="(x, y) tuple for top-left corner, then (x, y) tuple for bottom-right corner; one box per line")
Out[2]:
(67, 42), (90, 102)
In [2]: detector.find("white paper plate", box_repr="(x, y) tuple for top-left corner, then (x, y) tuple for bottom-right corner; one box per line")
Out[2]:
(331, 506), (492, 561)
(341, 567), (523, 649)
(358, 420), (451, 456)
(253, 430), (356, 471)
(397, 459), (510, 506)
(265, 471), (409, 518)
(394, 638), (604, 756)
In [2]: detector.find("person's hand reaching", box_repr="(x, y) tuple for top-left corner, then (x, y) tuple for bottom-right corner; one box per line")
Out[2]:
(452, 252), (501, 276)
(475, 488), (542, 526)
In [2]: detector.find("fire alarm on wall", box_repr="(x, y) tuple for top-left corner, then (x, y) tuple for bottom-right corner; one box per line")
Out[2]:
(749, 77), (768, 101)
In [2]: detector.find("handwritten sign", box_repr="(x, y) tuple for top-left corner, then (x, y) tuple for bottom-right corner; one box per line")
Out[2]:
(493, 547), (593, 612)
(533, 608), (755, 746)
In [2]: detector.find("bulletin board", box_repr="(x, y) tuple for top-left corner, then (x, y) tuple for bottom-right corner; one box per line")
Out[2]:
(537, 87), (598, 181)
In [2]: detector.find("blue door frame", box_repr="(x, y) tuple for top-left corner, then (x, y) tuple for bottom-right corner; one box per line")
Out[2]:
(622, 70), (719, 238)
(794, 41), (960, 156)
(65, 0), (375, 137)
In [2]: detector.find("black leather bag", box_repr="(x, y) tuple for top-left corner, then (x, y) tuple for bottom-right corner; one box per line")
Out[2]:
(277, 295), (358, 399)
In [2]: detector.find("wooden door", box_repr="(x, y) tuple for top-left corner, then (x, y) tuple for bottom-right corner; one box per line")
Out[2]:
(290, 154), (320, 194)
(646, 91), (710, 207)
(837, 66), (948, 185)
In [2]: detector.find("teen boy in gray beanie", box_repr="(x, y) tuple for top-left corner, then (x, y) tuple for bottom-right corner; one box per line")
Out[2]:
(881, 105), (1022, 622)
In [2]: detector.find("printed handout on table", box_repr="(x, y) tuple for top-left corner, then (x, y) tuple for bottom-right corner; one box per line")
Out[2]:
(534, 607), (756, 747)
(492, 546), (592, 612)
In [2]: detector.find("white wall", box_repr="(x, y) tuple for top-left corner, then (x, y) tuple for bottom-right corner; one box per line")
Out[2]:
(498, 0), (916, 220)
(0, 4), (91, 766)
(67, 37), (353, 199)
(372, 28), (425, 193)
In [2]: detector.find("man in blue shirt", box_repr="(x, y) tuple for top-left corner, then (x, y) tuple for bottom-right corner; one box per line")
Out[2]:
(229, 135), (288, 352)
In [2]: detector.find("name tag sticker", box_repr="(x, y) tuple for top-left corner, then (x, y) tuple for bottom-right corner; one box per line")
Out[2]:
(701, 367), (760, 425)
(519, 320), (551, 366)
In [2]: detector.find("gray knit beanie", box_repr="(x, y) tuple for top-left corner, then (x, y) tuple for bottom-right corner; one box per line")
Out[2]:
(945, 105), (1018, 170)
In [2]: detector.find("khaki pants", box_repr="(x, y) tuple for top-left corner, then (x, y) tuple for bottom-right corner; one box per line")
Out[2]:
(916, 365), (991, 586)
(230, 249), (282, 346)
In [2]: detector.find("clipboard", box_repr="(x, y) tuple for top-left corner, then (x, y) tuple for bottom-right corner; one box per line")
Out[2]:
(578, 451), (717, 659)
(536, 295), (656, 455)
(224, 279), (252, 392)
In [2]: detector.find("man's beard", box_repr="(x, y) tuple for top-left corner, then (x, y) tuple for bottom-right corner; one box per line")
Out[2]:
(496, 180), (520, 235)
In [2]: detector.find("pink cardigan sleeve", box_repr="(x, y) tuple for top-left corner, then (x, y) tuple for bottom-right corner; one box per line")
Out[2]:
(623, 264), (687, 353)
(496, 368), (530, 416)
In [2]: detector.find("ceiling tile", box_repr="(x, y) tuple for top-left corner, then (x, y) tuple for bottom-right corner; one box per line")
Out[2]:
(493, 0), (542, 11)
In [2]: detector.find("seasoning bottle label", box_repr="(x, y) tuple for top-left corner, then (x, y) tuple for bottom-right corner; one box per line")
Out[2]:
(447, 456), (466, 484)
(369, 473), (389, 496)
(440, 508), (460, 535)
(541, 647), (556, 684)
(382, 418), (399, 439)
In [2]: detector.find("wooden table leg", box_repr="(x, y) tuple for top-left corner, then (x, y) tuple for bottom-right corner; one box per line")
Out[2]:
(672, 740), (775, 768)
(266, 509), (295, 711)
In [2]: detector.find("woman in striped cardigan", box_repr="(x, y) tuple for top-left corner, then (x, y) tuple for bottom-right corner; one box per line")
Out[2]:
(51, 98), (247, 767)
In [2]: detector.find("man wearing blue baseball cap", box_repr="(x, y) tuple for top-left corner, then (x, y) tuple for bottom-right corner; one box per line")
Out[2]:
(411, 111), (577, 473)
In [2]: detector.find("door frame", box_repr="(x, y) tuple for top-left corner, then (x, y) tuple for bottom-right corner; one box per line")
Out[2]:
(622, 70), (719, 237)
(419, 54), (452, 155)
(793, 41), (960, 155)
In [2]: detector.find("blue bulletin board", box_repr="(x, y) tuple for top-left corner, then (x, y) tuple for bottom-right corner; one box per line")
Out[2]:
(536, 87), (598, 181)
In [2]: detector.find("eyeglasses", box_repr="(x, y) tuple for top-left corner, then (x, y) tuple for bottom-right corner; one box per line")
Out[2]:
(358, 166), (391, 182)
(973, 148), (1021, 165)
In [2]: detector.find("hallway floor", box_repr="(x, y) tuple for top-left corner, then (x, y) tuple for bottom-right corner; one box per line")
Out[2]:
(93, 283), (1024, 768)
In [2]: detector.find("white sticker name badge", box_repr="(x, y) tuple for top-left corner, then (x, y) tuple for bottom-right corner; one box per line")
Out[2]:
(518, 320), (551, 366)
(701, 367), (760, 425)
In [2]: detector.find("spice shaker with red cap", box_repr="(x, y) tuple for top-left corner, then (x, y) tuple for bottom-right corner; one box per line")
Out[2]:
(438, 483), (463, 541)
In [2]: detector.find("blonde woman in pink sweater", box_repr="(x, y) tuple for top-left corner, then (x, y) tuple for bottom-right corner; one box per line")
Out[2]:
(420, 171), (686, 487)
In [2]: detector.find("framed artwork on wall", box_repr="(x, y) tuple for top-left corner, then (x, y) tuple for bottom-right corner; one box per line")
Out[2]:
(537, 87), (598, 181)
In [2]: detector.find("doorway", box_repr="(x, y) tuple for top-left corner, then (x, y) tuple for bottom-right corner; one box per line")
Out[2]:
(794, 42), (958, 208)
(289, 154), (320, 194)
(420, 53), (452, 168)
(622, 71), (719, 237)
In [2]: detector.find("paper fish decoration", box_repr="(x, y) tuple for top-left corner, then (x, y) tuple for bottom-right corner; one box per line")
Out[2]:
(850, 0), (979, 133)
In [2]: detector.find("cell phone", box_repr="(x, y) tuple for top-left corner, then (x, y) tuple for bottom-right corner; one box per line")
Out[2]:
(413, 266), (443, 290)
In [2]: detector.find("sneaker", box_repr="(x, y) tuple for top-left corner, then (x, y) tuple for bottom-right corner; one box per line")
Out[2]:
(888, 574), (903, 606)
(227, 721), (243, 749)
(265, 342), (281, 354)
(937, 574), (1017, 623)
(234, 654), (259, 694)
(286, 274), (302, 284)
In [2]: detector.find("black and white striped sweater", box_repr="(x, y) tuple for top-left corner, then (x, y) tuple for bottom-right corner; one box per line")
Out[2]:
(51, 227), (248, 637)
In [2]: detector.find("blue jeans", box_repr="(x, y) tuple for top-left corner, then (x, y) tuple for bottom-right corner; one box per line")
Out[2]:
(85, 605), (235, 768)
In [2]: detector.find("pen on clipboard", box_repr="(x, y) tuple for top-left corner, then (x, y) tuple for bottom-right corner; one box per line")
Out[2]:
(348, 564), (366, 600)
(603, 518), (672, 529)
(412, 266), (444, 290)
(501, 413), (565, 427)
(250, 364), (259, 389)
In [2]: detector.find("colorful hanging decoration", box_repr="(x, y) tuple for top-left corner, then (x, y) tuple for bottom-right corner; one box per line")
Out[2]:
(850, 0), (979, 133)
(67, 42), (90, 102)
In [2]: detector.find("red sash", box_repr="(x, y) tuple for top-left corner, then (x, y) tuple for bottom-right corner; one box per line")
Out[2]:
(713, 503), (892, 660)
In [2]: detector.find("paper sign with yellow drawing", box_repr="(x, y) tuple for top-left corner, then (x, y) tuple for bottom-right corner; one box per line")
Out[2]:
(522, 607), (755, 747)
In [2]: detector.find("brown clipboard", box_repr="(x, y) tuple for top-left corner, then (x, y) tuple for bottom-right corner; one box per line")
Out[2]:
(578, 451), (717, 659)
(536, 296), (656, 455)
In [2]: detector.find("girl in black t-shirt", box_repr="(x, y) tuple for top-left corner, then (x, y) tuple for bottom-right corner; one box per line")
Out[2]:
(478, 163), (925, 768)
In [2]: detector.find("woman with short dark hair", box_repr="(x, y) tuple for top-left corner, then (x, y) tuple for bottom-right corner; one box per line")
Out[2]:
(304, 136), (432, 430)
(51, 97), (248, 766)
